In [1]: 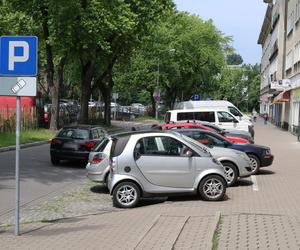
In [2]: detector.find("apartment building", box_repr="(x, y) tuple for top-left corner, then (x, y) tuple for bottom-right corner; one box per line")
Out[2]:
(258, 0), (300, 138)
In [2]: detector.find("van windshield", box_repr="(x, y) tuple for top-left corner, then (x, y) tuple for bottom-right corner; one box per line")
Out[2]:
(228, 106), (243, 117)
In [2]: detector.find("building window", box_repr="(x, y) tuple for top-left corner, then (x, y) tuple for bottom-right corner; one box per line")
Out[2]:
(286, 50), (294, 70)
(296, 0), (300, 25)
(287, 10), (294, 35)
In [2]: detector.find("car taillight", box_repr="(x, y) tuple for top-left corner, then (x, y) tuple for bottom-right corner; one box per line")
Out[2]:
(51, 138), (61, 145)
(90, 154), (103, 164)
(83, 141), (96, 149)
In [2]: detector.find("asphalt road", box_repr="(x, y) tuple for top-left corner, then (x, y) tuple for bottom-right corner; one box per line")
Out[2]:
(0, 143), (86, 220)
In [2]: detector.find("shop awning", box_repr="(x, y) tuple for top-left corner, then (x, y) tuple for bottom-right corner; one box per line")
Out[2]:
(273, 90), (291, 103)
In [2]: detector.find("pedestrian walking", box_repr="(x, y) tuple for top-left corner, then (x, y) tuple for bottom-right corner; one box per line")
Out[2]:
(263, 113), (268, 125)
(252, 109), (257, 122)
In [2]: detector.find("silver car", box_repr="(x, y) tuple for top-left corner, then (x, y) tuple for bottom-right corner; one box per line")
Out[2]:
(86, 137), (112, 184)
(179, 134), (252, 186)
(108, 132), (227, 208)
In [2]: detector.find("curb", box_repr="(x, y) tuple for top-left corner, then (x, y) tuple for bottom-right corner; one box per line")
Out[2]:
(0, 140), (50, 153)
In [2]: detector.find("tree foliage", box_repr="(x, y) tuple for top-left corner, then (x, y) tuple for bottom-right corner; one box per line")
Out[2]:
(0, 1), (259, 125)
(226, 53), (243, 65)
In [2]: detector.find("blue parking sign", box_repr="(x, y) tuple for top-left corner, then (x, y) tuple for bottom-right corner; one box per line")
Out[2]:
(0, 36), (37, 76)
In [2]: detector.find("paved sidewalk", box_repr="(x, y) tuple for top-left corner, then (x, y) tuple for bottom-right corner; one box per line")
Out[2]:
(1, 118), (300, 249)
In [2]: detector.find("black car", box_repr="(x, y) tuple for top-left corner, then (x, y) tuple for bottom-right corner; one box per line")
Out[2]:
(176, 129), (274, 174)
(50, 125), (107, 165)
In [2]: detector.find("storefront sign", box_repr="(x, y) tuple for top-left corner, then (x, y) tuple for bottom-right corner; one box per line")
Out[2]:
(270, 79), (291, 90)
(260, 94), (269, 103)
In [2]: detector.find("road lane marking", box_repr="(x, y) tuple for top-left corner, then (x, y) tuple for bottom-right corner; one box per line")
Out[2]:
(251, 175), (259, 191)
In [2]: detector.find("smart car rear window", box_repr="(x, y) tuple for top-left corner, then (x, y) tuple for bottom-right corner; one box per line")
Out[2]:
(111, 135), (131, 157)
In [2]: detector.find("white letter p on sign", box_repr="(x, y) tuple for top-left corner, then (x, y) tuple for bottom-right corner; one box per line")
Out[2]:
(8, 41), (29, 71)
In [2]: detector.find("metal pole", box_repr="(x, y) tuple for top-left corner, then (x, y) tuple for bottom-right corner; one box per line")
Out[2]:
(114, 96), (116, 120)
(15, 96), (20, 236)
(155, 62), (159, 120)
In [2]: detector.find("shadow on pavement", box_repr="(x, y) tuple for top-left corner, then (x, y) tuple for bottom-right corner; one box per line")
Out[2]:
(90, 185), (109, 194)
(137, 197), (167, 207)
(166, 194), (230, 202)
(258, 169), (275, 175)
(235, 179), (253, 187)
(54, 160), (87, 168)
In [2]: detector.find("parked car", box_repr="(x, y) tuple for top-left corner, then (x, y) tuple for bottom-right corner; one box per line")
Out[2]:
(174, 100), (252, 123)
(171, 131), (252, 186)
(50, 125), (107, 165)
(108, 131), (227, 208)
(193, 121), (254, 143)
(159, 122), (251, 144)
(131, 103), (146, 115)
(165, 108), (254, 137)
(86, 136), (112, 184)
(176, 129), (274, 174)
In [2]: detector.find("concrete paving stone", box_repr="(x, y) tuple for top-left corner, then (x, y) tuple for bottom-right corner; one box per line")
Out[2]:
(173, 215), (214, 250)
(135, 215), (189, 250)
(217, 214), (300, 250)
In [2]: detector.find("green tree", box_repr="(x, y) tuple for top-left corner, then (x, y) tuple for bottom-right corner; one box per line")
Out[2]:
(113, 12), (230, 114)
(226, 53), (243, 65)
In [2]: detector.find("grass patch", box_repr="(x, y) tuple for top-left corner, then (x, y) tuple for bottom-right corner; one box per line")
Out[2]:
(134, 115), (164, 123)
(0, 129), (55, 148)
(212, 216), (222, 250)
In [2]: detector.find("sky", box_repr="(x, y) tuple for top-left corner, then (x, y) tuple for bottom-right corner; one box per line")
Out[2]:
(174, 0), (267, 65)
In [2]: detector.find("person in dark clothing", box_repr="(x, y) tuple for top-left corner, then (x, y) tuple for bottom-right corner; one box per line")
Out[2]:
(263, 113), (268, 125)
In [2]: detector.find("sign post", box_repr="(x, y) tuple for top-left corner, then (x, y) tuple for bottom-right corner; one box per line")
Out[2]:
(153, 89), (160, 120)
(112, 92), (118, 120)
(0, 36), (38, 236)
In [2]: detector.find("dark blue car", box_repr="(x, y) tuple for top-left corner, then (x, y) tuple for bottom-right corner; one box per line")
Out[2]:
(175, 129), (274, 174)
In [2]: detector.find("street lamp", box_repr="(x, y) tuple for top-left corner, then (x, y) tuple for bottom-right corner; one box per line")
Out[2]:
(154, 48), (176, 120)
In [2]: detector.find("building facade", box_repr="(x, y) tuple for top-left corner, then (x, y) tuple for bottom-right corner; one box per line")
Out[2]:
(258, 0), (300, 138)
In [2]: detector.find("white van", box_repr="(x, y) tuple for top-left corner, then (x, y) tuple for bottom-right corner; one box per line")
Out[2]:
(164, 108), (254, 137)
(174, 100), (252, 124)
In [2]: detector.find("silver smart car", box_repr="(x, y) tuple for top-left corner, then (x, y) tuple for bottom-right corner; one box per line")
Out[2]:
(108, 131), (228, 208)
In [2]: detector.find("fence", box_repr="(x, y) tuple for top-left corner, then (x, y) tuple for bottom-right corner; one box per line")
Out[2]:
(0, 106), (37, 133)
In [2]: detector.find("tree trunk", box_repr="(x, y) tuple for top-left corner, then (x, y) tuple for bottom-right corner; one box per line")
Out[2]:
(100, 85), (112, 126)
(149, 91), (156, 117)
(41, 7), (57, 131)
(79, 61), (94, 124)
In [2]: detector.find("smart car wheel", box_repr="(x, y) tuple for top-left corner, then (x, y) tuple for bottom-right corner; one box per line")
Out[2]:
(248, 154), (260, 175)
(113, 182), (140, 208)
(199, 175), (226, 201)
(222, 162), (238, 187)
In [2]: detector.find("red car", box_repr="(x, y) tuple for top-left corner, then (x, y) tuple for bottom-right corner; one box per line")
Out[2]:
(159, 122), (250, 144)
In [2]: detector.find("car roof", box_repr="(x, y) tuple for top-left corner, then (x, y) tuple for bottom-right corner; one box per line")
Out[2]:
(61, 124), (104, 129)
(110, 130), (165, 138)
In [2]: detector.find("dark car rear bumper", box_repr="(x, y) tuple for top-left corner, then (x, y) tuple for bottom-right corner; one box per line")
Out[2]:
(260, 155), (274, 167)
(50, 149), (89, 161)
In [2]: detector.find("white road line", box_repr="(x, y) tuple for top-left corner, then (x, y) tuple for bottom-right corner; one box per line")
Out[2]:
(251, 175), (259, 191)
